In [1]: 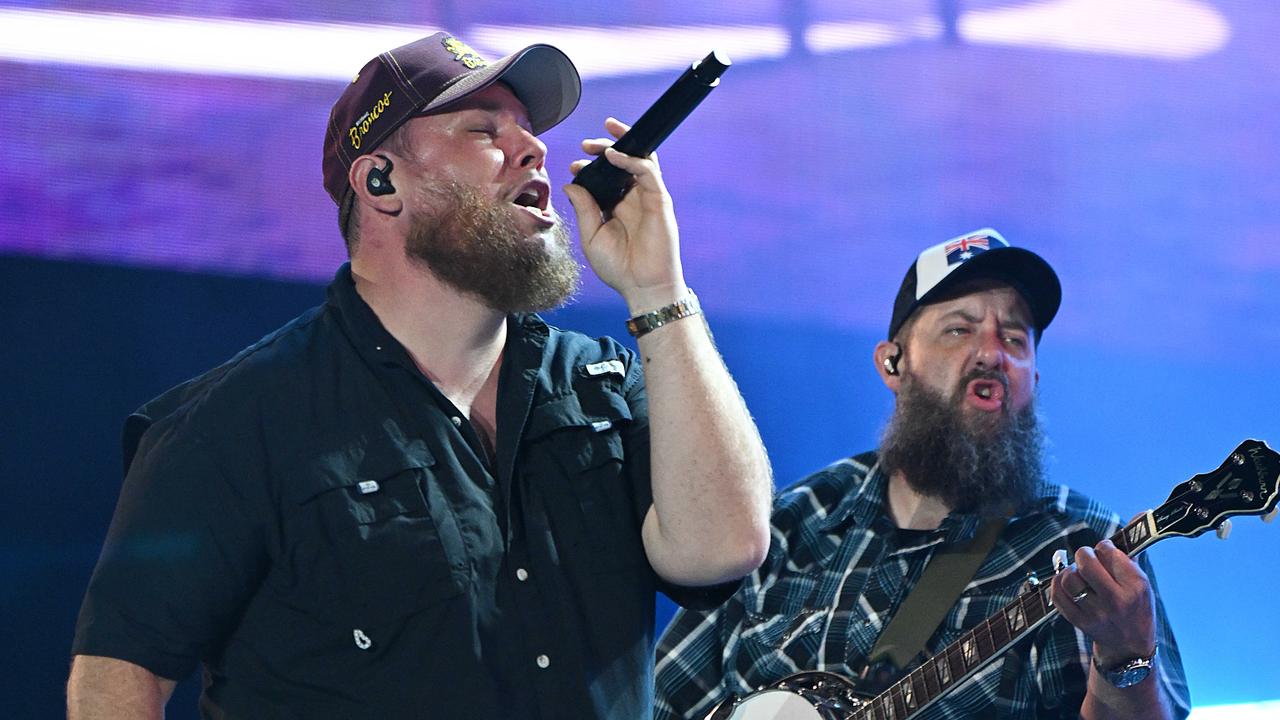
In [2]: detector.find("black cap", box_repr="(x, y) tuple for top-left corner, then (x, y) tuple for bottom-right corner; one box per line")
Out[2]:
(888, 228), (1061, 342)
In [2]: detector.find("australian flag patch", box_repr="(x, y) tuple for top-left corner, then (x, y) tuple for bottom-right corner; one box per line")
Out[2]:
(944, 233), (1000, 265)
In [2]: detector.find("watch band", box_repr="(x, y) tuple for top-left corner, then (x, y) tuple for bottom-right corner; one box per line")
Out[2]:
(626, 290), (701, 338)
(1093, 645), (1158, 689)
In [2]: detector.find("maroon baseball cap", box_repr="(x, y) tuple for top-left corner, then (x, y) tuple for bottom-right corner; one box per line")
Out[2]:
(322, 32), (582, 207)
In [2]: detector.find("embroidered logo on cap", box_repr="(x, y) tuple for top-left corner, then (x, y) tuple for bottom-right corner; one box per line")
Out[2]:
(347, 90), (394, 151)
(441, 36), (488, 69)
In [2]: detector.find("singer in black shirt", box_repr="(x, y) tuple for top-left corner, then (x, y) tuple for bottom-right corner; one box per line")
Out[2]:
(69, 30), (772, 719)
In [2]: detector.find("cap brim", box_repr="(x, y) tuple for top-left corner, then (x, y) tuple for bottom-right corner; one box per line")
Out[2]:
(921, 246), (1062, 336)
(422, 44), (581, 135)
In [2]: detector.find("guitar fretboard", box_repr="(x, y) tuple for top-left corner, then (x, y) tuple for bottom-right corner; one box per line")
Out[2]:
(848, 513), (1153, 720)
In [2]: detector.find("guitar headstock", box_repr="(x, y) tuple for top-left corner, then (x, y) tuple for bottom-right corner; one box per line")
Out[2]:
(1149, 439), (1280, 540)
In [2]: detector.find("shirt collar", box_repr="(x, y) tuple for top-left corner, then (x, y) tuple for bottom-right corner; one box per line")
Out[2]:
(820, 453), (985, 545)
(326, 263), (419, 372)
(325, 263), (548, 375)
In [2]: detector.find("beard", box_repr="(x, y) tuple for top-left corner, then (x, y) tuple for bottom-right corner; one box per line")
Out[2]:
(404, 180), (581, 313)
(879, 368), (1045, 517)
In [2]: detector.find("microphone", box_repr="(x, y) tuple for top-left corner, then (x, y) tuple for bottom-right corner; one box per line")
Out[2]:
(572, 49), (731, 212)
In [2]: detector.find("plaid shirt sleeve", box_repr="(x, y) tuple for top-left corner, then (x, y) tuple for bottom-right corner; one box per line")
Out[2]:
(655, 599), (738, 720)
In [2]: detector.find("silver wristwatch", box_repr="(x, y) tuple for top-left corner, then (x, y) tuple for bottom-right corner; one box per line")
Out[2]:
(625, 290), (701, 338)
(1094, 645), (1158, 689)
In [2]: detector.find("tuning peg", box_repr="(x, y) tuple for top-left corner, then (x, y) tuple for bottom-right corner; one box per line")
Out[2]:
(1263, 507), (1278, 524)
(1214, 519), (1232, 540)
(1052, 548), (1070, 574)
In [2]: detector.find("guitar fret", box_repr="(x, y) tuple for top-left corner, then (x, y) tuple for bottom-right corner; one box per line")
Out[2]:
(975, 622), (995, 657)
(1007, 603), (1027, 633)
(893, 684), (908, 718)
(1025, 585), (1049, 622)
(961, 634), (979, 668)
(880, 691), (895, 720)
(923, 658), (942, 697)
(939, 648), (955, 684)
(1119, 517), (1150, 555)
(951, 643), (968, 678)
(990, 612), (1011, 647)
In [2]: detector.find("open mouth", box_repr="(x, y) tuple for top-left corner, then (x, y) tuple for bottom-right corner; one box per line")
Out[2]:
(509, 178), (552, 225)
(966, 378), (1006, 410)
(506, 176), (552, 226)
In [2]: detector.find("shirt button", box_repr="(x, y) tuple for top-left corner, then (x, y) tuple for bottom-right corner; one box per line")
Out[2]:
(516, 568), (529, 582)
(536, 654), (551, 669)
(450, 416), (463, 427)
(353, 629), (373, 650)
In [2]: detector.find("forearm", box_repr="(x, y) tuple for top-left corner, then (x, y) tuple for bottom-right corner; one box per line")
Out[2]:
(68, 654), (175, 720)
(637, 309), (772, 585)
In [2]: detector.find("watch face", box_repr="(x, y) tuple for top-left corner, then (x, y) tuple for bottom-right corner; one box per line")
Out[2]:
(1112, 664), (1152, 689)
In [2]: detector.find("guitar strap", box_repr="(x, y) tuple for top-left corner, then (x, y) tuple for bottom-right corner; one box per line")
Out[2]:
(867, 515), (1008, 670)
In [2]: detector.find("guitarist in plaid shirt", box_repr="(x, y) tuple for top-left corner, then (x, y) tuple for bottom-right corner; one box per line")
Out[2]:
(655, 230), (1191, 719)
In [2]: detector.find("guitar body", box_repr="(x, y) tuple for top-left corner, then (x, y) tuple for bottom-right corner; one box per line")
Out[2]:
(706, 672), (870, 720)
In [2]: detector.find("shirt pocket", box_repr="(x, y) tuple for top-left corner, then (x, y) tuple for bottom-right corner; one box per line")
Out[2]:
(524, 381), (642, 573)
(290, 440), (467, 622)
(733, 607), (829, 683)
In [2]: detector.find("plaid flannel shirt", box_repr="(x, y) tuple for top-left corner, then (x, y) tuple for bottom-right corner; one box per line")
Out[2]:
(655, 452), (1191, 720)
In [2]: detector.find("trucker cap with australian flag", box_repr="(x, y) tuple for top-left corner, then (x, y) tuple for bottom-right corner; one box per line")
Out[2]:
(887, 228), (1061, 342)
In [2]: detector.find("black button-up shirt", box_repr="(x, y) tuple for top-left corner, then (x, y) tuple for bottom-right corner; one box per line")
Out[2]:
(74, 264), (727, 719)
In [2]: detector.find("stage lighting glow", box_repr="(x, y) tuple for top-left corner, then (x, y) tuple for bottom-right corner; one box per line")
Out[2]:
(961, 0), (1230, 59)
(468, 24), (789, 78)
(1188, 700), (1280, 720)
(806, 18), (941, 53)
(0, 9), (787, 80)
(806, 0), (1227, 59)
(0, 9), (428, 79)
(0, 1), (1228, 84)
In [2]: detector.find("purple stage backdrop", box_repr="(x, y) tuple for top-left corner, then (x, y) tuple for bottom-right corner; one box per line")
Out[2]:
(3, 0), (1278, 714)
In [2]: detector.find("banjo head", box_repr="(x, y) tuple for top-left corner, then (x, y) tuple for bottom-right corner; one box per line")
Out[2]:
(725, 689), (828, 720)
(720, 671), (867, 720)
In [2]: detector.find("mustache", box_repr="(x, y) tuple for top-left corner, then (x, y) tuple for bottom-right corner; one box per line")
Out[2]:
(957, 367), (1009, 395)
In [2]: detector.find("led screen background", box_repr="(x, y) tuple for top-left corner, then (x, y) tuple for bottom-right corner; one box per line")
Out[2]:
(2, 0), (1277, 715)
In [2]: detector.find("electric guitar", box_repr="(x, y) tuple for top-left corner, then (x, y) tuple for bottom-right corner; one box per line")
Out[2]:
(706, 439), (1280, 720)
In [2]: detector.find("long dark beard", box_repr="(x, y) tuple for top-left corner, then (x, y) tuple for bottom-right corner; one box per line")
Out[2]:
(879, 370), (1045, 516)
(404, 180), (581, 312)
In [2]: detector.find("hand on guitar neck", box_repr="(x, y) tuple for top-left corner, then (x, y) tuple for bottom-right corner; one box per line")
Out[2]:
(1050, 534), (1156, 669)
(1049, 536), (1171, 719)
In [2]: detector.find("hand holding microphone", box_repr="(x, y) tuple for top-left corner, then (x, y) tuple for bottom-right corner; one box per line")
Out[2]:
(572, 50), (731, 213)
